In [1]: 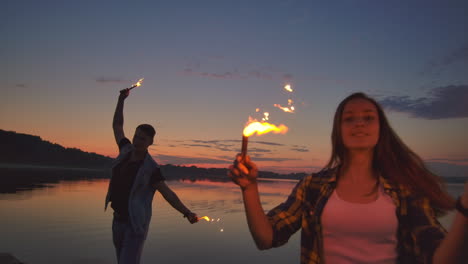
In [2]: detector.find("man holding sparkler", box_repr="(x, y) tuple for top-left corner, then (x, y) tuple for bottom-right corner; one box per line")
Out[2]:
(105, 83), (198, 264)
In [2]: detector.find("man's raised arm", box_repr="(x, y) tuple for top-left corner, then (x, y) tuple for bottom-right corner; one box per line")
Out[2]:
(113, 89), (129, 145)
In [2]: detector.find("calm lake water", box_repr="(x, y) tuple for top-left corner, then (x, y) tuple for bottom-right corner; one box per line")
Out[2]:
(0, 170), (465, 264)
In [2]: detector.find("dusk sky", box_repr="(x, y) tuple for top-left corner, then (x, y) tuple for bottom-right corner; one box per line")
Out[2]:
(2, 0), (468, 174)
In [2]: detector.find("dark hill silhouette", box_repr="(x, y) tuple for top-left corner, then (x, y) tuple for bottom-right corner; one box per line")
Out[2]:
(1, 129), (463, 193)
(0, 129), (307, 181)
(0, 129), (113, 169)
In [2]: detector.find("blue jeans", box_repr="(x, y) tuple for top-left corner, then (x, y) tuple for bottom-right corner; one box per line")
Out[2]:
(112, 218), (146, 264)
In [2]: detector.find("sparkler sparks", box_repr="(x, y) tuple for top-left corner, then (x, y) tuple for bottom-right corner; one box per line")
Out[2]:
(198, 216), (221, 222)
(274, 84), (295, 113)
(198, 216), (224, 232)
(120, 78), (144, 94)
(240, 83), (295, 159)
(284, 84), (293, 92)
(129, 78), (144, 90)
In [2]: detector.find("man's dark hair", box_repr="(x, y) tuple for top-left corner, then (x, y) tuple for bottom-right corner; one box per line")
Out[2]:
(136, 124), (156, 139)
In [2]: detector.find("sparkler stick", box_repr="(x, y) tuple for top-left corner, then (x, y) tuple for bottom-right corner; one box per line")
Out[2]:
(241, 135), (248, 160)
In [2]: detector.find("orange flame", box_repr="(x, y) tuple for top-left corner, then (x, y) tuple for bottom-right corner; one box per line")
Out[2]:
(284, 84), (293, 92)
(198, 216), (211, 221)
(133, 78), (144, 87)
(243, 118), (288, 137)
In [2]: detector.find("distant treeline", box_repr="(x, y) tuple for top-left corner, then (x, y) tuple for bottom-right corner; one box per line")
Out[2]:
(0, 129), (307, 181)
(160, 164), (306, 182)
(0, 129), (113, 169)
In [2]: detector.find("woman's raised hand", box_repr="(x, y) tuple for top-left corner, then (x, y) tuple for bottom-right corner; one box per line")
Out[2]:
(228, 154), (258, 190)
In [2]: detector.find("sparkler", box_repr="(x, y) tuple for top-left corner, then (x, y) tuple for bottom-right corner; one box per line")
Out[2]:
(198, 216), (211, 221)
(240, 84), (293, 160)
(120, 78), (144, 93)
(198, 216), (223, 232)
(198, 216), (221, 222)
(241, 118), (288, 160)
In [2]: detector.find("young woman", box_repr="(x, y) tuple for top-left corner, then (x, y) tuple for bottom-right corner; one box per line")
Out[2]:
(229, 92), (468, 264)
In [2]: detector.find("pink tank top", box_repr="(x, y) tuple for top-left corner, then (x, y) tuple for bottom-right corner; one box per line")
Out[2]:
(322, 187), (397, 264)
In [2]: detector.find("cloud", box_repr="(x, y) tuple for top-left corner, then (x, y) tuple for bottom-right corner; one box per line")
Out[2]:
(249, 148), (272, 153)
(192, 140), (225, 144)
(291, 144), (309, 152)
(282, 73), (294, 81)
(291, 147), (309, 152)
(156, 152), (301, 165)
(253, 141), (285, 147)
(156, 154), (230, 165)
(426, 161), (468, 178)
(181, 58), (294, 82)
(180, 140), (237, 152)
(253, 157), (301, 162)
(421, 41), (468, 76)
(261, 165), (323, 174)
(214, 146), (234, 152)
(15, 84), (27, 88)
(165, 139), (285, 149)
(248, 70), (274, 80)
(183, 68), (285, 81)
(378, 85), (468, 119)
(96, 78), (129, 84)
(183, 68), (242, 80)
(427, 158), (468, 165)
(183, 144), (212, 148)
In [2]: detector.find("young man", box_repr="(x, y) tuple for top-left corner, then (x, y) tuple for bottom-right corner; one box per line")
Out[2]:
(105, 88), (198, 264)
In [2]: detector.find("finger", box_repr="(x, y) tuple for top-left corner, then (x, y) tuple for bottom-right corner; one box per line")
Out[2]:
(229, 167), (241, 178)
(228, 170), (243, 186)
(227, 172), (239, 185)
(235, 153), (242, 163)
(244, 155), (257, 170)
(237, 162), (249, 175)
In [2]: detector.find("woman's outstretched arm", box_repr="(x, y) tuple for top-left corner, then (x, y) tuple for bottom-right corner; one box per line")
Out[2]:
(229, 154), (273, 249)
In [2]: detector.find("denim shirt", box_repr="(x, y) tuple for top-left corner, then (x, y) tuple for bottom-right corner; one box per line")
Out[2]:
(105, 143), (159, 238)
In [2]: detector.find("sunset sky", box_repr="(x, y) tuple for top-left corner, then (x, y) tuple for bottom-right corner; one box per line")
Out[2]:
(2, 0), (467, 174)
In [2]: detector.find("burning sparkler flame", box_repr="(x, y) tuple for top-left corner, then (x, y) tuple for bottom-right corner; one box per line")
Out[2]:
(240, 83), (294, 159)
(198, 216), (211, 221)
(243, 118), (288, 137)
(132, 78), (144, 88)
(284, 84), (293, 92)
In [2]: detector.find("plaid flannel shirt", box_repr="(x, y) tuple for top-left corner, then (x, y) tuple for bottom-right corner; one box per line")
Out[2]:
(266, 169), (447, 264)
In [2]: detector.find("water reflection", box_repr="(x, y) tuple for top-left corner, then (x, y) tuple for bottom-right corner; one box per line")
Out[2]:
(0, 175), (301, 264)
(0, 169), (464, 264)
(0, 167), (108, 194)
